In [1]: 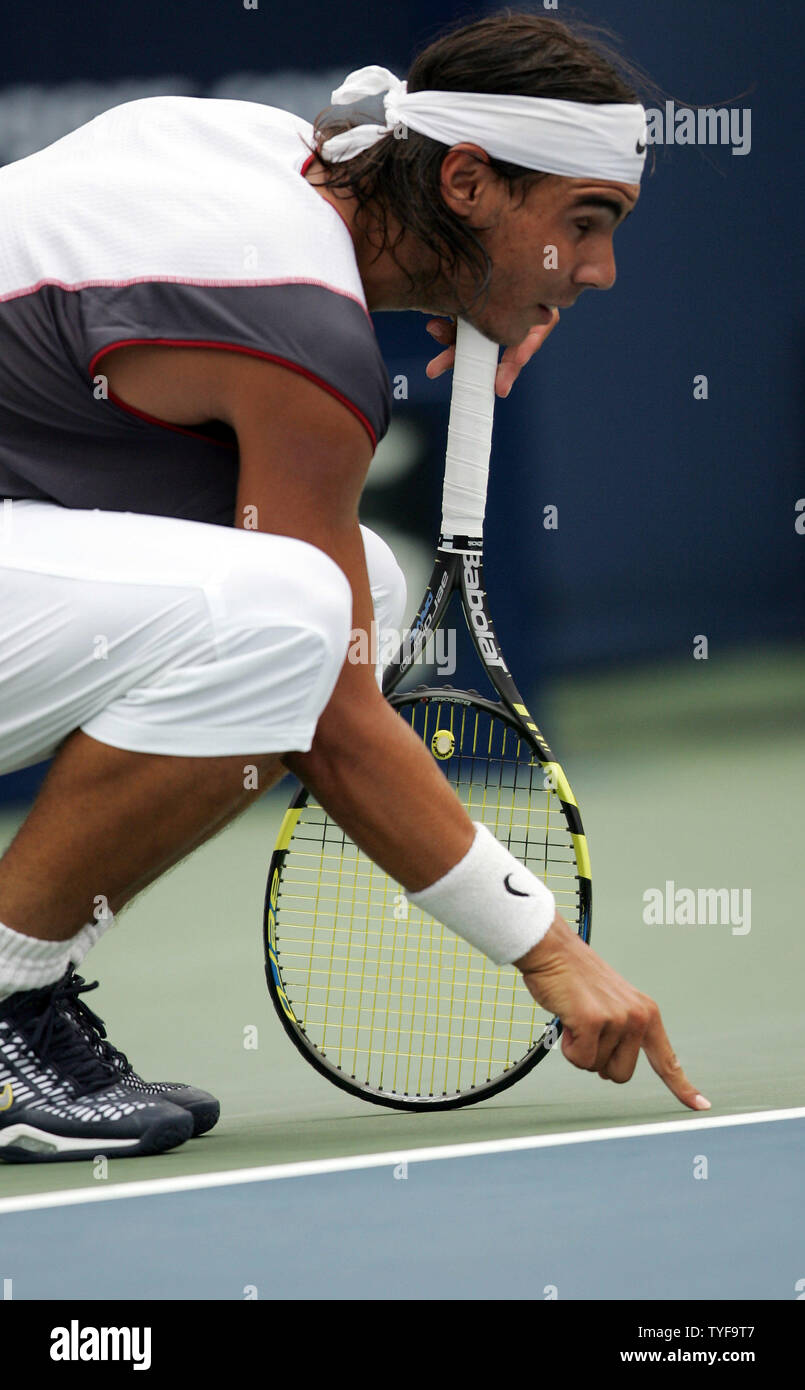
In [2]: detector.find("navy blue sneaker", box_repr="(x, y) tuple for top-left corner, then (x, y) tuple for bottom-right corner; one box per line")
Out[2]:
(62, 971), (220, 1138)
(0, 976), (193, 1163)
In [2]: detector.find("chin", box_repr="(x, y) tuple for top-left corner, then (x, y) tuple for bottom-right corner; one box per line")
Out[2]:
(467, 313), (512, 347)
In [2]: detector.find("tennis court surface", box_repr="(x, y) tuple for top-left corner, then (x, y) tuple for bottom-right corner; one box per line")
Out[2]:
(1, 648), (803, 1299)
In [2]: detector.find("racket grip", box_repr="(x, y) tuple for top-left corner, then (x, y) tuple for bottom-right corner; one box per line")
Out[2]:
(441, 319), (499, 540)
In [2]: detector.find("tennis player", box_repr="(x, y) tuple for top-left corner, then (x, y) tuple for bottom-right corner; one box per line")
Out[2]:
(0, 12), (709, 1162)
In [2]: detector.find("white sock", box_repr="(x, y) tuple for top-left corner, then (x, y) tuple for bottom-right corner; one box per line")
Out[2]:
(0, 915), (114, 1003)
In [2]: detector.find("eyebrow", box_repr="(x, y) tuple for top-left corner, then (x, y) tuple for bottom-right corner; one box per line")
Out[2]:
(569, 195), (634, 222)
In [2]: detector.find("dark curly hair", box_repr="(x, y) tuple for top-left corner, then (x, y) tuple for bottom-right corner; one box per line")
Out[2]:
(307, 7), (657, 315)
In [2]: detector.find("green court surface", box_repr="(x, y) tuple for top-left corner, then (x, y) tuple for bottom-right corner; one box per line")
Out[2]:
(1, 643), (802, 1200)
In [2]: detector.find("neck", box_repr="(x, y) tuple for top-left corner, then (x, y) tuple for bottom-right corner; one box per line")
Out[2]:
(302, 155), (449, 314)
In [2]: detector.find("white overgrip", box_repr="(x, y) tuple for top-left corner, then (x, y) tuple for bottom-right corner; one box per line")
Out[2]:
(441, 319), (499, 540)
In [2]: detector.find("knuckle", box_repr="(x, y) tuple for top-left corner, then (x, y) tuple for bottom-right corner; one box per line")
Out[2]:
(565, 1042), (596, 1071)
(628, 1004), (650, 1032)
(639, 997), (660, 1028)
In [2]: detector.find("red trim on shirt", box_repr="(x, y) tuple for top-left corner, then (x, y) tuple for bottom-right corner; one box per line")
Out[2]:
(90, 339), (378, 449)
(103, 387), (236, 449)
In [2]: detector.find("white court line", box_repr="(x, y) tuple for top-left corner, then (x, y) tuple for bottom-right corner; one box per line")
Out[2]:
(1, 1105), (803, 1216)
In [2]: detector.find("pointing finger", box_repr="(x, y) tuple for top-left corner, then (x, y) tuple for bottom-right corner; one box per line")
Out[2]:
(643, 1010), (711, 1111)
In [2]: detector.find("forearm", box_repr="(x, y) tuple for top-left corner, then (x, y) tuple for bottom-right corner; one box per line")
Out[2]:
(286, 687), (558, 966)
(284, 692), (475, 891)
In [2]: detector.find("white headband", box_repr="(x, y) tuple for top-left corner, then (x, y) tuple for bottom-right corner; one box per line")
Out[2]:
(320, 64), (647, 184)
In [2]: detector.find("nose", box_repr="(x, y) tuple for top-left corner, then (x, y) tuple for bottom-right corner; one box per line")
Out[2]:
(573, 243), (617, 293)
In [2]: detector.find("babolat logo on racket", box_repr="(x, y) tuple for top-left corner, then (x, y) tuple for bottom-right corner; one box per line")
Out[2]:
(462, 556), (508, 670)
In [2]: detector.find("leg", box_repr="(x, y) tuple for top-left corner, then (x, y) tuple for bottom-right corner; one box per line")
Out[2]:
(0, 506), (354, 954)
(0, 528), (403, 944)
(0, 731), (285, 940)
(0, 509), (355, 1161)
(359, 524), (408, 686)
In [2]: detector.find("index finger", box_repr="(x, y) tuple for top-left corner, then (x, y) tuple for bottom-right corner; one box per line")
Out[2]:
(496, 312), (559, 395)
(643, 1009), (711, 1111)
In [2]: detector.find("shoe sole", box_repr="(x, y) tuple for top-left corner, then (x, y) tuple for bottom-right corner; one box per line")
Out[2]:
(0, 1111), (194, 1163)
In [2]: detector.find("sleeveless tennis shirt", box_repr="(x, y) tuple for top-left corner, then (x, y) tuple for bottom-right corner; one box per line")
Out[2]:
(0, 96), (392, 526)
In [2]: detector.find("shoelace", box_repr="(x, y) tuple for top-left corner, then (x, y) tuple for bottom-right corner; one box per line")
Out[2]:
(61, 972), (133, 1074)
(8, 973), (120, 1094)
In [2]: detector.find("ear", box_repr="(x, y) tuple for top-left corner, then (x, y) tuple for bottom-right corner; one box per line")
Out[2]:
(439, 144), (500, 223)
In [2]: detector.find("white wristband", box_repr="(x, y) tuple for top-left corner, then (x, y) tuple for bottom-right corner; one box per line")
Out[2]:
(406, 822), (556, 965)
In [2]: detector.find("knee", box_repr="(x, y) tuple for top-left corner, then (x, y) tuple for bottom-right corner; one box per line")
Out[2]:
(213, 534), (353, 676)
(360, 525), (407, 633)
(290, 549), (353, 664)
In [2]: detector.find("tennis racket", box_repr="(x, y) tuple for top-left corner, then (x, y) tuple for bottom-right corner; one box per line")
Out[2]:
(263, 318), (591, 1111)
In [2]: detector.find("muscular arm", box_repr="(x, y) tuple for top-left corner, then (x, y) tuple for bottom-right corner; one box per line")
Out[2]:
(223, 356), (475, 889)
(103, 344), (472, 885)
(102, 343), (708, 1111)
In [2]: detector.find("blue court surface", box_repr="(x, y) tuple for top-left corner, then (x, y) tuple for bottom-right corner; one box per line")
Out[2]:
(1, 1110), (802, 1300)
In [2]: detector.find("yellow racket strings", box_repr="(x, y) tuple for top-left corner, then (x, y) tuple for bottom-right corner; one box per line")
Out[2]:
(276, 702), (580, 1096)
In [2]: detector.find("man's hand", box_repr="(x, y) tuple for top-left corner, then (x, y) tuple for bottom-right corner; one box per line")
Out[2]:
(515, 913), (711, 1111)
(424, 311), (560, 397)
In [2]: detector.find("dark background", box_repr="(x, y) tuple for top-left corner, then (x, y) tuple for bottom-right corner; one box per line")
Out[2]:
(1, 0), (802, 801)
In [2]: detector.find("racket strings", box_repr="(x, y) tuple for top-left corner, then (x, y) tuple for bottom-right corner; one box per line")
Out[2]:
(274, 699), (581, 1097)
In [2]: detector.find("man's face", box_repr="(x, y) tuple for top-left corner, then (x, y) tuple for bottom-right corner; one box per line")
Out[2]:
(437, 148), (640, 344)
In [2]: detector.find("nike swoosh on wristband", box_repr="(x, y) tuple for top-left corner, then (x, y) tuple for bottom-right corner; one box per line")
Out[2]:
(0, 1083), (13, 1111)
(503, 873), (531, 898)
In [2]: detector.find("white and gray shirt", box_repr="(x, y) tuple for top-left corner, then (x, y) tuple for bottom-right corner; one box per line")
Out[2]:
(0, 96), (392, 526)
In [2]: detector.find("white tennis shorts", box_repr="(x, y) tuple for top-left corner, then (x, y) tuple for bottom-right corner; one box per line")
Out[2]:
(0, 501), (406, 773)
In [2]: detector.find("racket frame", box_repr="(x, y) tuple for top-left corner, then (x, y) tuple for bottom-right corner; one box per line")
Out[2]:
(265, 682), (586, 1111)
(263, 539), (592, 1112)
(263, 320), (592, 1111)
